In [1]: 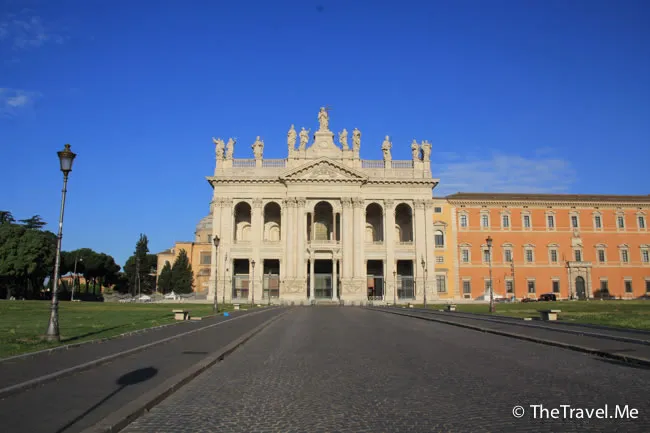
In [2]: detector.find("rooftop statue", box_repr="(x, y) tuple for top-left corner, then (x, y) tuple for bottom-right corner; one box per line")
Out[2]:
(352, 128), (361, 152)
(339, 128), (349, 150)
(318, 106), (329, 131)
(225, 138), (235, 160)
(213, 137), (225, 160)
(252, 136), (264, 159)
(411, 139), (420, 161)
(420, 140), (432, 162)
(299, 127), (310, 151)
(381, 135), (392, 161)
(287, 124), (297, 152)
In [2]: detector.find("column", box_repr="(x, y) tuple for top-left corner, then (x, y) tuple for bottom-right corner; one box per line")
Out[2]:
(384, 199), (395, 301)
(296, 198), (307, 282)
(309, 255), (315, 301)
(353, 198), (364, 278)
(209, 199), (221, 301)
(413, 199), (427, 301)
(284, 198), (295, 278)
(252, 199), (263, 302)
(332, 258), (338, 299)
(341, 198), (353, 279)
(222, 199), (233, 303)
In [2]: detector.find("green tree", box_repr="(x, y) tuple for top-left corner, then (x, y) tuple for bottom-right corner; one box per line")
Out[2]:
(124, 234), (157, 295)
(157, 261), (173, 294)
(0, 211), (15, 224)
(170, 249), (193, 294)
(19, 215), (47, 230)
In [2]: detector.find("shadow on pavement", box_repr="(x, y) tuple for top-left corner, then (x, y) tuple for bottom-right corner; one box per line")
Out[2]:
(595, 357), (650, 371)
(61, 325), (125, 343)
(54, 367), (158, 433)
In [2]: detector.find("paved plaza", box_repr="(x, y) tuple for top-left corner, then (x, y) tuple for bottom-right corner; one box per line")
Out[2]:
(124, 307), (650, 433)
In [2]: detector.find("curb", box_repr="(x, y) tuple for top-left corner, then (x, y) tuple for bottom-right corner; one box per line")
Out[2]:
(370, 307), (650, 368)
(0, 307), (278, 399)
(404, 307), (650, 346)
(83, 308), (292, 433)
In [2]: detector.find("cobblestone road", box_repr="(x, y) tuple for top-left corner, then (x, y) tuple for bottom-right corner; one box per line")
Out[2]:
(123, 307), (650, 433)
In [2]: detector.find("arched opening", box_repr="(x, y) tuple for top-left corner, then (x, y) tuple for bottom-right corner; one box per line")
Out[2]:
(312, 201), (334, 241)
(434, 230), (445, 248)
(233, 202), (252, 242)
(395, 203), (413, 242)
(263, 202), (282, 242)
(365, 203), (384, 242)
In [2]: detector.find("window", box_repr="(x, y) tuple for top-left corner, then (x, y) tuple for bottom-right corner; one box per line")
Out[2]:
(525, 249), (534, 263)
(642, 249), (649, 263)
(617, 215), (625, 229)
(208, 235), (213, 244)
(504, 249), (513, 263)
(594, 215), (602, 229)
(461, 249), (470, 263)
(434, 230), (445, 247)
(574, 249), (582, 262)
(639, 216), (646, 229)
(434, 206), (442, 213)
(463, 280), (471, 294)
(485, 280), (492, 291)
(481, 214), (489, 228)
(571, 215), (579, 228)
(552, 280), (560, 293)
(502, 214), (510, 228)
(547, 215), (555, 229)
(506, 280), (514, 294)
(625, 280), (633, 293)
(621, 249), (629, 263)
(523, 215), (531, 229)
(600, 280), (609, 293)
(483, 249), (491, 263)
(435, 256), (444, 264)
(646, 280), (650, 293)
(200, 253), (211, 265)
(436, 275), (447, 293)
(527, 280), (536, 293)
(598, 249), (606, 263)
(460, 214), (468, 228)
(549, 249), (558, 264)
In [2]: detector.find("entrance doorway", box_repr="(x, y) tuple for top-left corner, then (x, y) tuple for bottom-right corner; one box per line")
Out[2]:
(262, 259), (280, 299)
(367, 260), (384, 300)
(575, 276), (586, 300)
(312, 260), (333, 299)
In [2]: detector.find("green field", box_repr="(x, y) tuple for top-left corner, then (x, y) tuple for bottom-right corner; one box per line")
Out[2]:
(0, 300), (237, 358)
(424, 300), (650, 331)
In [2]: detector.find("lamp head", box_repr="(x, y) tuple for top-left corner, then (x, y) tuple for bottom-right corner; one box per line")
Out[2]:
(57, 144), (76, 174)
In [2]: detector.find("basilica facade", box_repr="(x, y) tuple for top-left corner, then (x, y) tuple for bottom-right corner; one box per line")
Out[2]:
(206, 108), (439, 304)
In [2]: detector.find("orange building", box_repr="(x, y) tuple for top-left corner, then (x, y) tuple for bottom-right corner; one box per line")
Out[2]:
(445, 193), (650, 300)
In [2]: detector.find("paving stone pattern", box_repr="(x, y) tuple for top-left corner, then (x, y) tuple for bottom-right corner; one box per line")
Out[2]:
(124, 307), (650, 433)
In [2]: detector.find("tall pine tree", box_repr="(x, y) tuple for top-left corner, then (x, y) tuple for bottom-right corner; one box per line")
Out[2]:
(124, 234), (157, 295)
(170, 249), (193, 294)
(157, 261), (173, 294)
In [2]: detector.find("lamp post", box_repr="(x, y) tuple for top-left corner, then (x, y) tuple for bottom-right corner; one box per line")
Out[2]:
(250, 260), (256, 306)
(71, 256), (83, 302)
(393, 270), (397, 306)
(487, 236), (495, 313)
(213, 235), (220, 313)
(45, 144), (77, 342)
(421, 255), (427, 309)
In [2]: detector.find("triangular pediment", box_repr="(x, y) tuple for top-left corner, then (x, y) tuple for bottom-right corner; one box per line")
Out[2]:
(280, 158), (368, 182)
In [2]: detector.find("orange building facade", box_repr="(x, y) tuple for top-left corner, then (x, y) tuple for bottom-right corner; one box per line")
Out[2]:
(445, 193), (650, 301)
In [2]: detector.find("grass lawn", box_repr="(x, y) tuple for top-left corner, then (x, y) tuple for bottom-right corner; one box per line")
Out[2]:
(0, 300), (238, 359)
(423, 300), (650, 331)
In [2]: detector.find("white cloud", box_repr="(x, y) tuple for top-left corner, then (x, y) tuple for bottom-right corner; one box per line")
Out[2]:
(0, 12), (64, 50)
(432, 150), (575, 196)
(0, 88), (40, 116)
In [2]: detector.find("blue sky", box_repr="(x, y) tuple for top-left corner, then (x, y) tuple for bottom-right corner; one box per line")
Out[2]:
(1, 0), (649, 268)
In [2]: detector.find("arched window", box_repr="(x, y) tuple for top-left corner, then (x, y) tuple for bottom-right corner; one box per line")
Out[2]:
(434, 230), (445, 247)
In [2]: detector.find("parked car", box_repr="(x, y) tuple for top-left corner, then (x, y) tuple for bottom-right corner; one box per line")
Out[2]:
(521, 297), (537, 303)
(538, 293), (557, 302)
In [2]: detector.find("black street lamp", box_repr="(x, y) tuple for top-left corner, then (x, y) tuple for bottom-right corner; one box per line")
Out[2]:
(421, 255), (427, 309)
(45, 144), (77, 342)
(487, 236), (495, 313)
(213, 235), (220, 313)
(250, 259), (256, 306)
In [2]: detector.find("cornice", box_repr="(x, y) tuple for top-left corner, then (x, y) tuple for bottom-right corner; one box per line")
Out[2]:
(446, 199), (650, 209)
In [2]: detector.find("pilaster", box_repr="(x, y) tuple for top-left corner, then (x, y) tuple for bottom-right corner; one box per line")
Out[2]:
(384, 199), (395, 302)
(296, 197), (307, 279)
(352, 197), (364, 278)
(424, 200), (437, 300)
(414, 199), (427, 301)
(285, 198), (296, 278)
(251, 198), (263, 302)
(341, 198), (353, 280)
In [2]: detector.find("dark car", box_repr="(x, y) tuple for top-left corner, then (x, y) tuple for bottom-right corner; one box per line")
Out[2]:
(538, 293), (557, 302)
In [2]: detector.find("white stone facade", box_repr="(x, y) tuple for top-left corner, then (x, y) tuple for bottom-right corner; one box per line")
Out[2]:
(208, 108), (439, 305)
